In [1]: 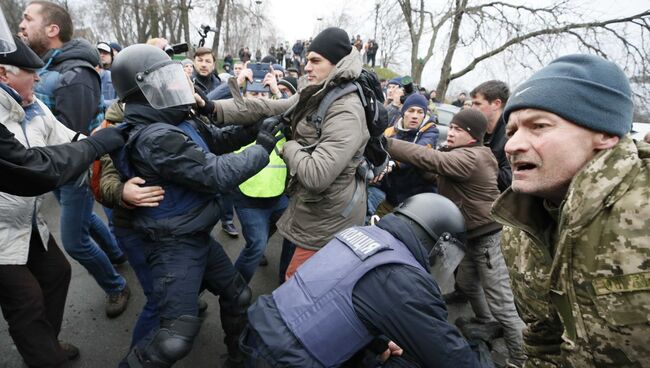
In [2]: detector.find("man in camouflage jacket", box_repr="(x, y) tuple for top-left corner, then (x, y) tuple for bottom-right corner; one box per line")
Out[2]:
(492, 54), (650, 367)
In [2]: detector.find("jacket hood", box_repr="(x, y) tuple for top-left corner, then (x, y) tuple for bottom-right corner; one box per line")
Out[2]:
(42, 38), (100, 67)
(290, 48), (363, 122)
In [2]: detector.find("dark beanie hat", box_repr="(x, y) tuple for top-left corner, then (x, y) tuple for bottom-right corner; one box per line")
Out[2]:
(401, 94), (429, 114)
(503, 54), (633, 137)
(307, 27), (352, 65)
(0, 35), (44, 71)
(388, 77), (402, 87)
(450, 109), (488, 142)
(278, 77), (298, 94)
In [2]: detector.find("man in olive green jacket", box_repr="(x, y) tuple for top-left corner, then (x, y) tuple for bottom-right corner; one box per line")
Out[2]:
(205, 28), (369, 278)
(492, 54), (650, 367)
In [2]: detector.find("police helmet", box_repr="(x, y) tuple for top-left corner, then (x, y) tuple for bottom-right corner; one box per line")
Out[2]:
(393, 193), (466, 248)
(111, 44), (195, 109)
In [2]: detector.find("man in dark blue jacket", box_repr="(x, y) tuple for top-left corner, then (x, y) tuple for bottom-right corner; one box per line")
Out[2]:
(20, 0), (130, 319)
(111, 44), (281, 368)
(241, 193), (488, 368)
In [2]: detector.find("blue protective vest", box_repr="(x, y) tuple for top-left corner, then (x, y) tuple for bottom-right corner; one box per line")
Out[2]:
(272, 225), (426, 367)
(35, 50), (105, 132)
(113, 121), (215, 222)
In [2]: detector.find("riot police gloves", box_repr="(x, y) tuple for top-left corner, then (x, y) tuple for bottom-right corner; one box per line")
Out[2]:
(86, 126), (126, 156)
(193, 88), (215, 117)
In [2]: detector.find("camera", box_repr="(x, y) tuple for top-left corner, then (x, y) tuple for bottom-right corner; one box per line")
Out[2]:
(164, 42), (189, 57)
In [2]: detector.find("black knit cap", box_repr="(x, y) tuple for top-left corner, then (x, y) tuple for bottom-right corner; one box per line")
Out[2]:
(0, 35), (44, 71)
(450, 109), (489, 143)
(307, 27), (352, 65)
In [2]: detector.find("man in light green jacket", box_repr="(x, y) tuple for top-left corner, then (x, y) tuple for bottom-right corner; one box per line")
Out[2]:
(492, 54), (650, 367)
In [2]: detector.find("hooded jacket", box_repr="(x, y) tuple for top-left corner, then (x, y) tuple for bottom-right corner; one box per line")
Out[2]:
(35, 38), (102, 135)
(215, 48), (369, 249)
(381, 116), (439, 206)
(491, 137), (650, 367)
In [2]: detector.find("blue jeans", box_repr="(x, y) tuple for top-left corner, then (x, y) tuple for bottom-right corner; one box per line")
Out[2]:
(234, 196), (288, 283)
(219, 193), (235, 225)
(366, 186), (386, 224)
(54, 182), (125, 295)
(115, 230), (158, 348)
(89, 207), (124, 262)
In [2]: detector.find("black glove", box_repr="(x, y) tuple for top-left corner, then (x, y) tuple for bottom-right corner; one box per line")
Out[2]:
(260, 115), (282, 133)
(194, 88), (215, 116)
(87, 126), (125, 155)
(256, 125), (282, 153)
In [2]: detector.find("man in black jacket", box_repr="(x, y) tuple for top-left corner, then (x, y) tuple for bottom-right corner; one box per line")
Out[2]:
(241, 193), (488, 368)
(470, 80), (511, 192)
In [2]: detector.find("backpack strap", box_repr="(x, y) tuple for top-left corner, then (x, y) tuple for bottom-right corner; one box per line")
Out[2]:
(309, 82), (358, 137)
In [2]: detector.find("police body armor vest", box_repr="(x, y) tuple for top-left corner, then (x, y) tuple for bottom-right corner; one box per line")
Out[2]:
(113, 120), (215, 222)
(236, 137), (287, 198)
(272, 225), (426, 367)
(35, 50), (105, 132)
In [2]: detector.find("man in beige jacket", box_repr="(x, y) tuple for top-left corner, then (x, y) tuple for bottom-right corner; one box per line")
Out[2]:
(200, 27), (369, 279)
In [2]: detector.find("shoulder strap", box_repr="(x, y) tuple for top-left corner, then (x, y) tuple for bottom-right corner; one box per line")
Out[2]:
(310, 82), (359, 137)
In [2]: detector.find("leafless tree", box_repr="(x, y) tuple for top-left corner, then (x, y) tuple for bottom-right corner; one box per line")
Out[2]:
(396, 0), (650, 101)
(1, 0), (26, 32)
(375, 0), (408, 69)
(90, 0), (192, 46)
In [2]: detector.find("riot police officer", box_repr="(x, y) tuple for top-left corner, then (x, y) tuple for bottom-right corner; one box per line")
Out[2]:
(110, 44), (281, 368)
(241, 193), (487, 367)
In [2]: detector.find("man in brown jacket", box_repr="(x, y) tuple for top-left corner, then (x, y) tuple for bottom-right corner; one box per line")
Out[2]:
(200, 27), (369, 279)
(386, 109), (526, 367)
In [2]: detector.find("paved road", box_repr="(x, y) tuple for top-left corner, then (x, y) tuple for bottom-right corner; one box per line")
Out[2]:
(0, 194), (505, 367)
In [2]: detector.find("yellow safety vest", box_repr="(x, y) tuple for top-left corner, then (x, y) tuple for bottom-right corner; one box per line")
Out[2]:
(237, 136), (287, 198)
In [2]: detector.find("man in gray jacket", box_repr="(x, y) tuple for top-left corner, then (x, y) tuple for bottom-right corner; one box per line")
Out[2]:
(202, 27), (369, 279)
(385, 109), (526, 367)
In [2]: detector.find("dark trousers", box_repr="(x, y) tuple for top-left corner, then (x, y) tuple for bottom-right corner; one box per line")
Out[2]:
(0, 231), (71, 368)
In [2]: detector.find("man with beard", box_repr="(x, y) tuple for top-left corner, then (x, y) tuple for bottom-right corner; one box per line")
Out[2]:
(20, 0), (130, 318)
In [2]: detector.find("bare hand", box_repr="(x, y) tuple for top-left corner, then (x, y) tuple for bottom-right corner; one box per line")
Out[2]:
(264, 69), (280, 97)
(380, 341), (403, 362)
(369, 161), (394, 185)
(121, 177), (165, 207)
(237, 68), (253, 88)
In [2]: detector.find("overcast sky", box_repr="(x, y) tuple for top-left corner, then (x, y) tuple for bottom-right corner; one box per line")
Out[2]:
(260, 0), (649, 92)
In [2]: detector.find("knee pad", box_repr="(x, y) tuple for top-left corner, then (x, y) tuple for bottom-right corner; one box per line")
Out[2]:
(129, 315), (203, 368)
(220, 272), (252, 315)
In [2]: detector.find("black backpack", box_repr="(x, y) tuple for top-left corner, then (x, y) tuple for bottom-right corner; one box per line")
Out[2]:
(307, 69), (390, 179)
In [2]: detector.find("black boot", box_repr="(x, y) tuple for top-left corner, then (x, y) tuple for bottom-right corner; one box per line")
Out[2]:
(219, 273), (252, 368)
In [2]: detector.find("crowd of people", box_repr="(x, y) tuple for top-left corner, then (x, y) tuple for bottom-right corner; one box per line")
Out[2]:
(1, 1), (649, 368)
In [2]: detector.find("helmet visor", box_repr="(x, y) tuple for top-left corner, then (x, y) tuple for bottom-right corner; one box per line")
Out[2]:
(135, 62), (195, 109)
(0, 10), (17, 54)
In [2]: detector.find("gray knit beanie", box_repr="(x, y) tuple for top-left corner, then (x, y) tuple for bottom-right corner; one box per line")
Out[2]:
(503, 54), (633, 137)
